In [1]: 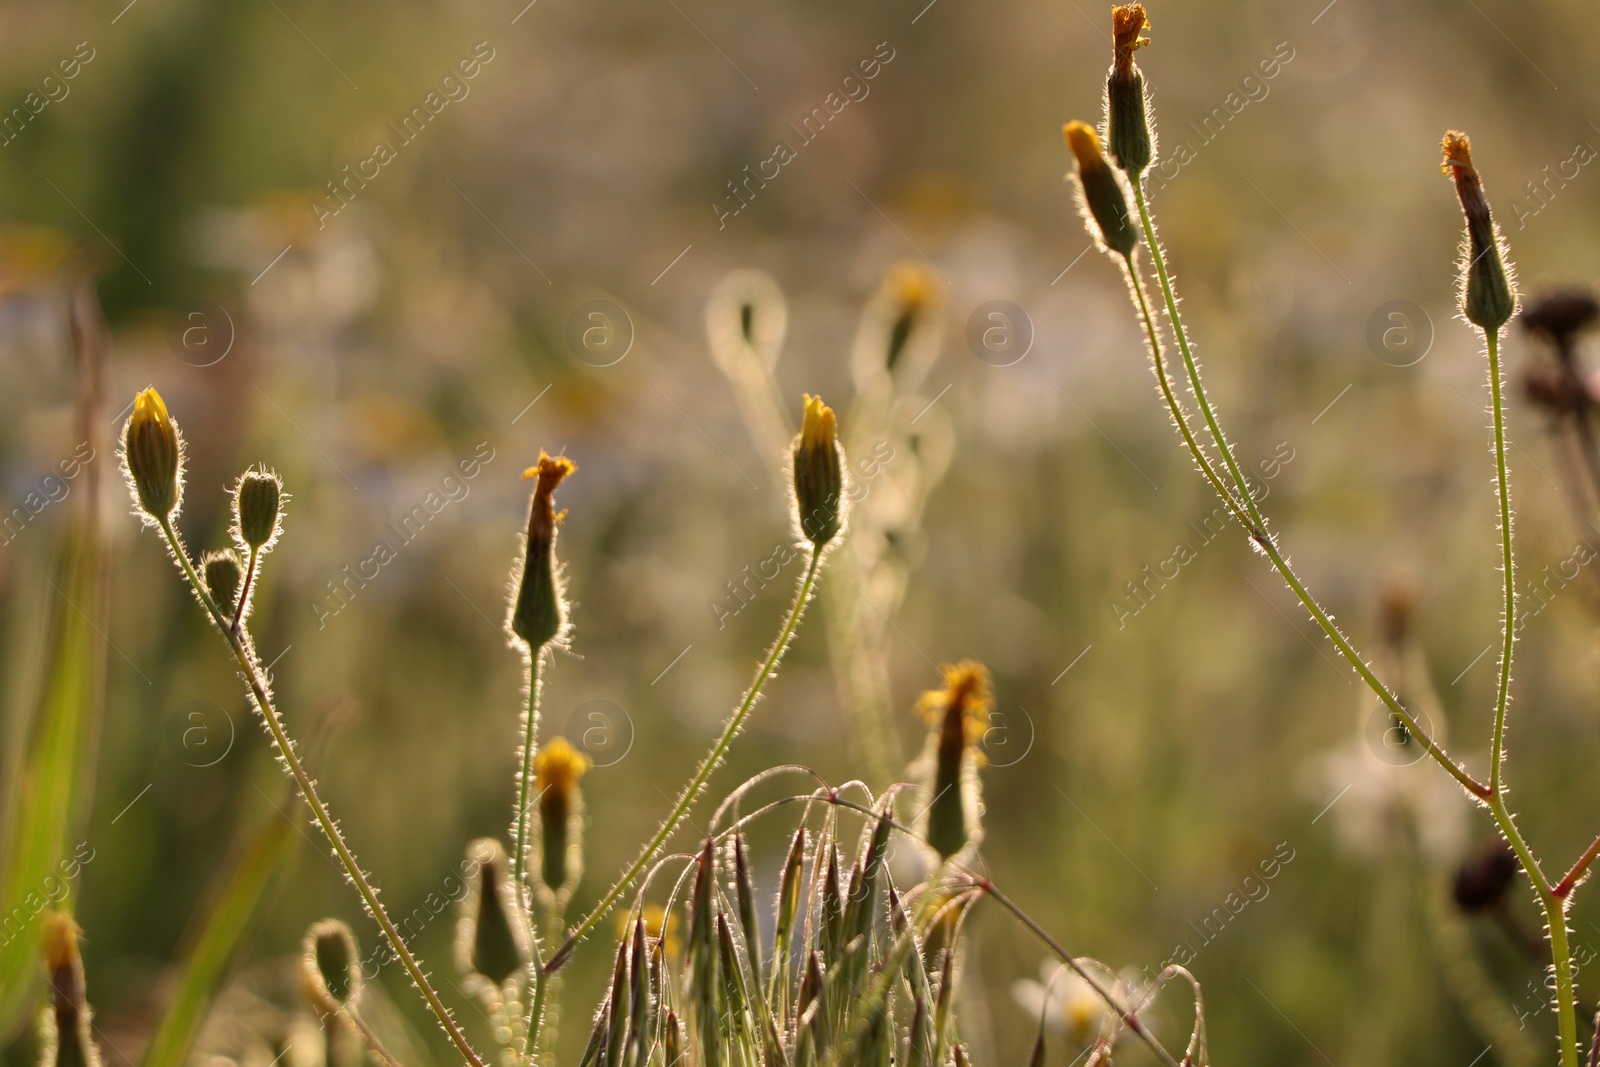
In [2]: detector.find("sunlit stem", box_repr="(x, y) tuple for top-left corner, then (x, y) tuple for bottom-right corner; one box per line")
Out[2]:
(512, 653), (545, 915)
(1485, 329), (1517, 800)
(1112, 214), (1485, 800)
(546, 543), (826, 973)
(156, 517), (487, 1067)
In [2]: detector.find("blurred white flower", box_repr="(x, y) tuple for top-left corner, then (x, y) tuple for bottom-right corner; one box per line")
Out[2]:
(1012, 960), (1144, 1050)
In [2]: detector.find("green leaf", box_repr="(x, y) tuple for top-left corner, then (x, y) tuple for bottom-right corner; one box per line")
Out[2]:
(139, 806), (294, 1067)
(0, 512), (108, 1040)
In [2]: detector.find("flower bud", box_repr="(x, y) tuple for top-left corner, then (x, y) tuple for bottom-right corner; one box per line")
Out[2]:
(1107, 4), (1153, 175)
(234, 468), (283, 551)
(202, 549), (244, 618)
(509, 453), (576, 651)
(41, 911), (100, 1067)
(917, 660), (993, 859)
(1442, 132), (1516, 331)
(123, 387), (182, 520)
(302, 919), (362, 1013)
(535, 737), (590, 898)
(883, 262), (940, 374)
(1064, 122), (1139, 257)
(458, 839), (527, 986)
(792, 394), (845, 546)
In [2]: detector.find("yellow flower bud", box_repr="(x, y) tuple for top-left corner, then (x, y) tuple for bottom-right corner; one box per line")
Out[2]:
(917, 660), (993, 859)
(792, 394), (844, 546)
(1064, 122), (1139, 257)
(123, 387), (182, 520)
(509, 453), (577, 651)
(535, 737), (590, 897)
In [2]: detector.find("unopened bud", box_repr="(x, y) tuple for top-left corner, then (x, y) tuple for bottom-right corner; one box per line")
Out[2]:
(792, 394), (844, 546)
(41, 912), (100, 1067)
(302, 919), (362, 1013)
(1107, 4), (1153, 174)
(509, 453), (576, 651)
(459, 839), (527, 985)
(1442, 132), (1516, 331)
(1064, 122), (1138, 257)
(917, 660), (993, 859)
(535, 737), (590, 898)
(123, 387), (182, 520)
(202, 549), (244, 618)
(234, 468), (283, 550)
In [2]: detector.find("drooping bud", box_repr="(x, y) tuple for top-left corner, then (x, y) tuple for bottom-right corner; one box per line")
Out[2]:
(1064, 122), (1139, 257)
(882, 262), (941, 374)
(122, 387), (182, 520)
(509, 453), (577, 651)
(1107, 4), (1153, 174)
(1442, 132), (1516, 331)
(234, 468), (283, 551)
(302, 919), (362, 1014)
(458, 839), (527, 986)
(40, 912), (100, 1067)
(535, 737), (590, 898)
(792, 394), (845, 547)
(917, 661), (993, 859)
(202, 549), (244, 618)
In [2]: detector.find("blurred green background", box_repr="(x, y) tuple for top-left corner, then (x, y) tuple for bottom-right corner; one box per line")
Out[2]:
(4, 0), (1600, 1063)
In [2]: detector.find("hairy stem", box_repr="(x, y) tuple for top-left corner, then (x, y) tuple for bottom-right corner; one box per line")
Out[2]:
(545, 543), (826, 973)
(1114, 208), (1485, 799)
(1120, 170), (1578, 1067)
(1557, 834), (1600, 899)
(512, 653), (544, 914)
(156, 518), (486, 1067)
(1486, 329), (1517, 799)
(1130, 176), (1267, 535)
(231, 544), (259, 632)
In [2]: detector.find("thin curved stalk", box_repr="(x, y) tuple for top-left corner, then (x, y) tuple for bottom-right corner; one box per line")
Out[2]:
(1120, 174), (1580, 1067)
(546, 543), (826, 973)
(1129, 176), (1268, 536)
(1115, 223), (1486, 799)
(1485, 330), (1517, 799)
(156, 518), (486, 1067)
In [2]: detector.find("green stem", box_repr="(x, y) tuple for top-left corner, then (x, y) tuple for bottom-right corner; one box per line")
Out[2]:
(156, 518), (486, 1067)
(1119, 170), (1577, 1066)
(231, 544), (259, 632)
(1114, 221), (1486, 799)
(1121, 253), (1249, 527)
(1486, 329), (1517, 800)
(512, 653), (544, 915)
(1129, 175), (1267, 535)
(545, 542), (826, 973)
